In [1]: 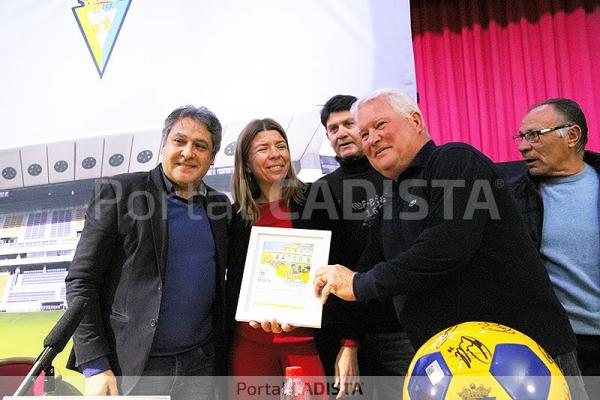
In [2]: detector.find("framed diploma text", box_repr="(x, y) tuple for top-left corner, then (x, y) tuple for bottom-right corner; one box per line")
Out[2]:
(235, 226), (331, 328)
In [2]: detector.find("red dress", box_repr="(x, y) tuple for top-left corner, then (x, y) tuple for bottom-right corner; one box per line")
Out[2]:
(229, 200), (327, 399)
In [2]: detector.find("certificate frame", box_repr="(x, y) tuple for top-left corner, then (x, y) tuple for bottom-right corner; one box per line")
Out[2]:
(235, 226), (331, 328)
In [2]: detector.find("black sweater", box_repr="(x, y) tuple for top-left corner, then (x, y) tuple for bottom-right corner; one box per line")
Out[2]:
(354, 141), (576, 356)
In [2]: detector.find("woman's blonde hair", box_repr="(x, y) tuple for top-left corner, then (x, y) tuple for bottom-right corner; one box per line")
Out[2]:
(232, 118), (305, 223)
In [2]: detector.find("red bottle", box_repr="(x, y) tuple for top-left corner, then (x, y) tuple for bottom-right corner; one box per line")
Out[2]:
(281, 366), (310, 400)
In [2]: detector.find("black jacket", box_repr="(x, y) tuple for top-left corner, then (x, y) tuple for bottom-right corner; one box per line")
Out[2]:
(65, 165), (231, 393)
(353, 141), (576, 356)
(497, 151), (600, 249)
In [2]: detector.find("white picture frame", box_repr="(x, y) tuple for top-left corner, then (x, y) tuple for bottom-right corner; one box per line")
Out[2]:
(235, 226), (331, 328)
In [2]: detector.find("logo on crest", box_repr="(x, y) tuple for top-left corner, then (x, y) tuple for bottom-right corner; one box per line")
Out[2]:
(457, 383), (494, 399)
(72, 0), (132, 78)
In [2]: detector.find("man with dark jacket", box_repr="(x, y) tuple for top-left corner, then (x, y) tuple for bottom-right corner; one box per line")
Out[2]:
(65, 105), (231, 400)
(499, 98), (599, 396)
(316, 94), (414, 399)
(315, 89), (587, 399)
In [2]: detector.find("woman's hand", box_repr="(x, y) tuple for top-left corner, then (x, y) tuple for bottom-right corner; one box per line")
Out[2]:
(334, 346), (360, 399)
(249, 319), (298, 333)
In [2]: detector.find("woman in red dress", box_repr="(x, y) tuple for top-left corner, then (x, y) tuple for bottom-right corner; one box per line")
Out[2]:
(227, 118), (333, 399)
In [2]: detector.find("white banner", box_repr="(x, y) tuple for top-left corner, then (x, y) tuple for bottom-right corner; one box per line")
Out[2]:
(0, 0), (415, 149)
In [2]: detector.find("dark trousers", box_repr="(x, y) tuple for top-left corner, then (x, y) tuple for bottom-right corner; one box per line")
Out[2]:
(315, 328), (414, 400)
(576, 334), (600, 400)
(129, 341), (216, 400)
(358, 331), (415, 400)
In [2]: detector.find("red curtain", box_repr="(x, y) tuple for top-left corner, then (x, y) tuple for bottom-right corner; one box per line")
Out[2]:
(411, 0), (600, 161)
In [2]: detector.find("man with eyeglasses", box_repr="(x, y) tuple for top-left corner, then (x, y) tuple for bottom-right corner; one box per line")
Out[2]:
(502, 98), (600, 396)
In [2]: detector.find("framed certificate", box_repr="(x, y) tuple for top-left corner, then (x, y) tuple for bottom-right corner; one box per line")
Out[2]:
(235, 226), (331, 328)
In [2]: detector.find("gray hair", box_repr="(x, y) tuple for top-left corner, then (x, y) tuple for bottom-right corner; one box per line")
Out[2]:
(351, 89), (428, 135)
(351, 88), (419, 116)
(161, 105), (223, 156)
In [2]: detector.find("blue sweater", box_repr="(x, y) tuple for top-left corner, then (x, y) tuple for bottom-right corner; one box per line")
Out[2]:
(540, 164), (600, 335)
(150, 195), (216, 354)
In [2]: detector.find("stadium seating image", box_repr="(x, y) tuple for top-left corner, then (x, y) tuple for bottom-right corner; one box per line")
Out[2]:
(0, 111), (337, 313)
(0, 203), (86, 312)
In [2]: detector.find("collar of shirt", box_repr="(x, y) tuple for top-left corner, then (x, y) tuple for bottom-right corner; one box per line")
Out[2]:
(159, 164), (207, 203)
(336, 154), (373, 174)
(396, 139), (436, 181)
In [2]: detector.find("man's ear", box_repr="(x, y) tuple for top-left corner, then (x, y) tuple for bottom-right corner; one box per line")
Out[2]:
(409, 111), (426, 133)
(566, 125), (581, 149)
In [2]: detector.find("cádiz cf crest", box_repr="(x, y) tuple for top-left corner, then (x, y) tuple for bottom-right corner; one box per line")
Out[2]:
(72, 0), (132, 78)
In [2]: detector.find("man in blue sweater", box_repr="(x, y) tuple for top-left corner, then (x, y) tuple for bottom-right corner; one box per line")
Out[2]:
(501, 98), (599, 397)
(65, 105), (231, 400)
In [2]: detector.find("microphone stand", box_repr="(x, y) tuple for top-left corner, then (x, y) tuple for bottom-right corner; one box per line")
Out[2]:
(13, 297), (85, 396)
(44, 365), (56, 395)
(13, 347), (57, 396)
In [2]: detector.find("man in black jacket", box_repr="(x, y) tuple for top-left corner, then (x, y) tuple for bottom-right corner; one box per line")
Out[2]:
(315, 94), (414, 399)
(499, 98), (599, 396)
(314, 89), (587, 399)
(65, 105), (231, 400)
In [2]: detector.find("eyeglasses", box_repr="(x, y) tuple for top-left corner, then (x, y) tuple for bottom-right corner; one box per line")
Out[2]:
(512, 124), (573, 144)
